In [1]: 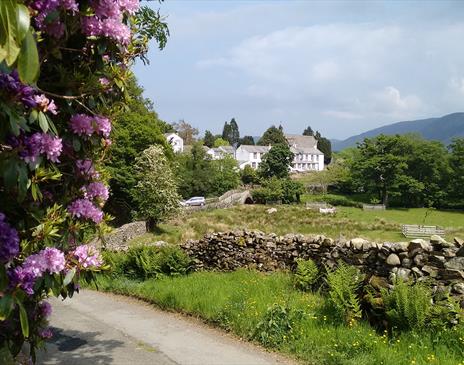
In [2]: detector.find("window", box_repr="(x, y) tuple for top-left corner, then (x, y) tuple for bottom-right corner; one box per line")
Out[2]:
(252, 162), (257, 168)
(253, 152), (258, 159)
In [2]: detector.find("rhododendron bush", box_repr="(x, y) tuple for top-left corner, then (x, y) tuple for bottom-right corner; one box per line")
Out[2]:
(0, 0), (168, 362)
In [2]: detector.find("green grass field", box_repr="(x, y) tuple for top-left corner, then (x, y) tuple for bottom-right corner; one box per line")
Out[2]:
(92, 270), (464, 365)
(128, 201), (464, 246)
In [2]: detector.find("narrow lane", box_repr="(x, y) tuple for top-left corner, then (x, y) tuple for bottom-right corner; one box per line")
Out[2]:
(37, 290), (294, 365)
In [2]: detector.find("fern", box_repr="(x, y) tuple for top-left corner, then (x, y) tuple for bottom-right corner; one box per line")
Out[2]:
(325, 262), (365, 323)
(294, 258), (319, 291)
(381, 280), (432, 331)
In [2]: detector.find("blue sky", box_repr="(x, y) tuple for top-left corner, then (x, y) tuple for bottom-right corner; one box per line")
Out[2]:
(134, 0), (464, 140)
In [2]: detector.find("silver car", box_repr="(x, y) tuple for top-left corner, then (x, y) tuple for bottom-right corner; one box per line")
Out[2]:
(181, 197), (206, 207)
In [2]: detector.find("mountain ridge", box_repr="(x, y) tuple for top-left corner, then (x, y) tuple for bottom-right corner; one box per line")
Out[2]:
(331, 112), (464, 151)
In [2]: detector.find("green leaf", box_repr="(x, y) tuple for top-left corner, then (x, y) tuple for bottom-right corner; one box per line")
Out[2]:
(0, 0), (21, 65)
(17, 300), (29, 338)
(15, 4), (29, 43)
(63, 268), (76, 286)
(72, 138), (81, 152)
(38, 111), (48, 133)
(0, 294), (14, 320)
(18, 29), (39, 83)
(29, 109), (38, 123)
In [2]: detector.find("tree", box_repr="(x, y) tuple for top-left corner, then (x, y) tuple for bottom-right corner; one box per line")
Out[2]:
(258, 125), (288, 146)
(448, 138), (464, 205)
(303, 126), (314, 136)
(203, 130), (215, 148)
(172, 120), (198, 145)
(222, 118), (240, 146)
(241, 165), (258, 185)
(213, 137), (230, 147)
(317, 136), (332, 165)
(132, 146), (181, 231)
(210, 156), (240, 194)
(259, 144), (294, 179)
(240, 135), (255, 145)
(352, 135), (409, 206)
(105, 78), (173, 225)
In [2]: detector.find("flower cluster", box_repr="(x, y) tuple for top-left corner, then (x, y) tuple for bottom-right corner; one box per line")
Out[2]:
(76, 159), (100, 179)
(72, 244), (103, 269)
(70, 114), (111, 138)
(38, 301), (52, 318)
(34, 94), (58, 115)
(0, 213), (20, 263)
(28, 0), (79, 38)
(81, 0), (139, 45)
(67, 199), (103, 223)
(9, 247), (65, 295)
(20, 132), (63, 164)
(81, 182), (109, 202)
(0, 70), (37, 108)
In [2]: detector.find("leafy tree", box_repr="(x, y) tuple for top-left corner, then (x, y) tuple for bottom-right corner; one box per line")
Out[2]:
(258, 125), (288, 146)
(303, 126), (314, 136)
(448, 138), (464, 204)
(176, 142), (239, 198)
(352, 135), (410, 206)
(172, 119), (198, 145)
(241, 165), (259, 185)
(132, 146), (181, 231)
(210, 156), (240, 194)
(203, 130), (215, 148)
(240, 135), (255, 145)
(317, 135), (332, 165)
(213, 137), (230, 147)
(259, 144), (294, 179)
(105, 78), (173, 225)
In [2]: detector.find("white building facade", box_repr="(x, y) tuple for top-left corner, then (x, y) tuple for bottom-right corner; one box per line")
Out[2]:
(164, 133), (184, 153)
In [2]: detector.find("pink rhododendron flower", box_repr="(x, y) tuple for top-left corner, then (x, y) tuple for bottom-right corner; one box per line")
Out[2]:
(72, 244), (103, 268)
(81, 182), (109, 202)
(76, 159), (100, 179)
(68, 199), (103, 223)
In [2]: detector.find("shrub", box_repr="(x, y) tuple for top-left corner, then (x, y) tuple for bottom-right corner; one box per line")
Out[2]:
(121, 245), (192, 280)
(381, 280), (433, 331)
(319, 194), (363, 208)
(294, 259), (319, 291)
(252, 178), (284, 204)
(325, 262), (365, 323)
(252, 304), (301, 348)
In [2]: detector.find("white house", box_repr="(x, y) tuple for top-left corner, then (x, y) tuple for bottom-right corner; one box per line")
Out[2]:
(235, 145), (271, 169)
(206, 145), (235, 160)
(164, 133), (184, 153)
(286, 134), (324, 172)
(234, 134), (324, 172)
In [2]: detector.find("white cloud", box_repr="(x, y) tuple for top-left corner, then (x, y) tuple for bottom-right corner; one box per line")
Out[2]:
(322, 110), (363, 120)
(372, 86), (424, 117)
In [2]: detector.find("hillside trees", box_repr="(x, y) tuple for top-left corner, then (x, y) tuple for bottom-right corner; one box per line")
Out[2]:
(132, 146), (180, 230)
(449, 138), (464, 205)
(258, 125), (288, 146)
(105, 78), (173, 225)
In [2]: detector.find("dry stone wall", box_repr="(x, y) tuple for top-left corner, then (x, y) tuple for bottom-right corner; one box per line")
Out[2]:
(181, 231), (464, 296)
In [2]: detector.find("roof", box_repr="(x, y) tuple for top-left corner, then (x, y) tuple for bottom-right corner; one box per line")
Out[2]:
(218, 146), (235, 154)
(291, 146), (323, 155)
(238, 145), (271, 153)
(285, 134), (317, 149)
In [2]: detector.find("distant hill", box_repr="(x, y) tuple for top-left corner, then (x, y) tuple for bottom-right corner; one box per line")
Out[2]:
(331, 112), (464, 151)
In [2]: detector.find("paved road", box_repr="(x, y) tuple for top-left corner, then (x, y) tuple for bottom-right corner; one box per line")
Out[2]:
(37, 290), (294, 365)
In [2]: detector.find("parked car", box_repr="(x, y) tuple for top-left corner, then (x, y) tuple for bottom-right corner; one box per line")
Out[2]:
(181, 197), (206, 207)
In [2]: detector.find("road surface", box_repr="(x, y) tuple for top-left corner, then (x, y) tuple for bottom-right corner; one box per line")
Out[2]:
(36, 290), (295, 365)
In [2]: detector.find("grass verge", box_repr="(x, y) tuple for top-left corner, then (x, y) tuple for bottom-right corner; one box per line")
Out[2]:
(90, 270), (464, 365)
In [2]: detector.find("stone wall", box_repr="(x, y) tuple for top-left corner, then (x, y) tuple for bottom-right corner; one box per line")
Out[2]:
(181, 231), (464, 296)
(97, 221), (147, 251)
